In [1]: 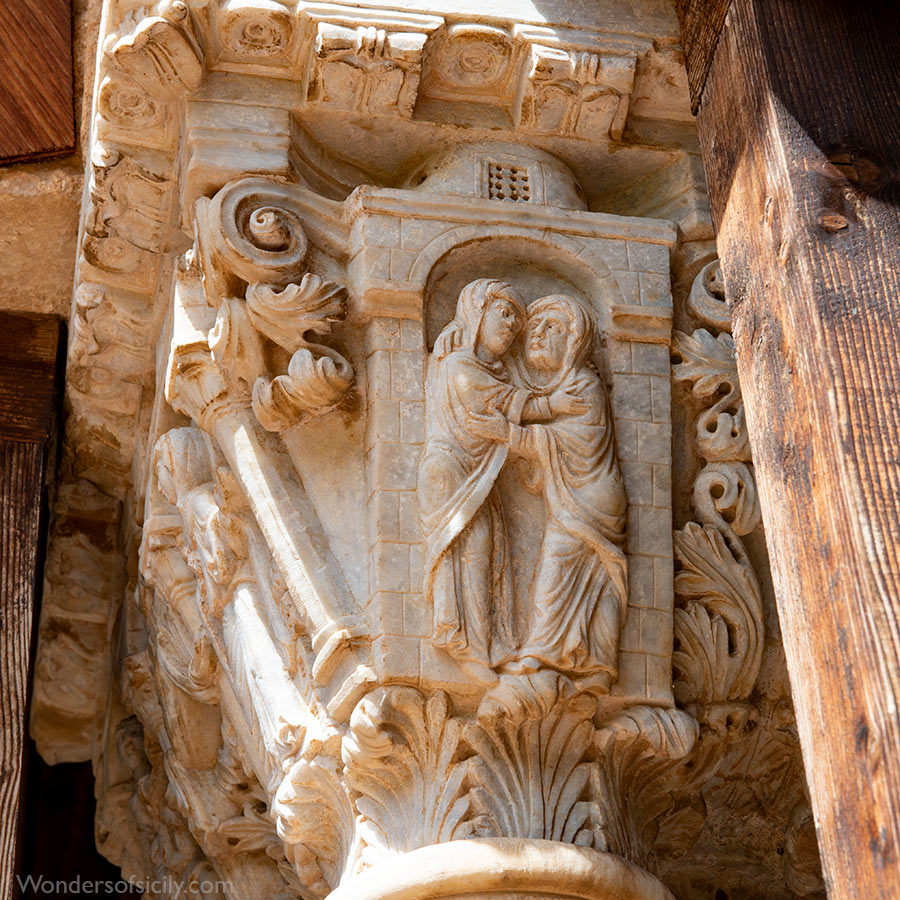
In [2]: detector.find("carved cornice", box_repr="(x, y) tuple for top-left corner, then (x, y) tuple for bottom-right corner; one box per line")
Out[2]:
(61, 0), (674, 508)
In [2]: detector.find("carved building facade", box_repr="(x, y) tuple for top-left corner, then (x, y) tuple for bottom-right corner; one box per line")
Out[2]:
(26, 1), (823, 898)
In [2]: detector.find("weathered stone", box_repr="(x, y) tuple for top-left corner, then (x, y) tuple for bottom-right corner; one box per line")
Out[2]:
(20, 1), (822, 898)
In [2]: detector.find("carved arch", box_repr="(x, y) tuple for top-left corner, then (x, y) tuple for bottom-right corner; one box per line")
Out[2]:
(413, 226), (626, 307)
(416, 229), (627, 350)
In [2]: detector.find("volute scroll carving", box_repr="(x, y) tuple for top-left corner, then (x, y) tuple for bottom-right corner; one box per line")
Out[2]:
(672, 260), (764, 710)
(163, 179), (370, 722)
(195, 178), (313, 294)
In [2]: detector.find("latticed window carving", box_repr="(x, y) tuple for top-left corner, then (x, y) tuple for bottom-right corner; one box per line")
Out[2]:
(487, 161), (531, 201)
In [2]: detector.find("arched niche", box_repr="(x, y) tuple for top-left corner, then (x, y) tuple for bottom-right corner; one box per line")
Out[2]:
(355, 185), (676, 705)
(422, 232), (624, 341)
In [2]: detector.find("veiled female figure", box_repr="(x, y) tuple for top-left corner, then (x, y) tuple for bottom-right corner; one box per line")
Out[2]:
(471, 294), (628, 686)
(418, 280), (579, 672)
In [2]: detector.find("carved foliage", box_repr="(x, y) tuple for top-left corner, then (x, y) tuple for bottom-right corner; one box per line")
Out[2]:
(83, 147), (172, 276)
(594, 706), (699, 863)
(672, 261), (764, 708)
(672, 524), (764, 705)
(672, 327), (749, 463)
(520, 46), (636, 140)
(247, 279), (354, 431)
(195, 178), (356, 430)
(464, 674), (599, 845)
(274, 755), (356, 898)
(309, 22), (430, 117)
(343, 687), (471, 857)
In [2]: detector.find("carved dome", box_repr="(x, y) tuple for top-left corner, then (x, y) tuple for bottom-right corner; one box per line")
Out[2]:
(405, 141), (588, 210)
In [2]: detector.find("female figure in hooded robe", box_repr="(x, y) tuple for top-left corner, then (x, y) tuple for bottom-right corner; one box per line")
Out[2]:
(469, 294), (627, 687)
(418, 280), (584, 673)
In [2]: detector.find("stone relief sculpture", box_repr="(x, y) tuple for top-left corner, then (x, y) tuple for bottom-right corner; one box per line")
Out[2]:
(29, 0), (825, 895)
(421, 283), (628, 687)
(419, 279), (590, 675)
(418, 279), (526, 673)
(502, 294), (628, 685)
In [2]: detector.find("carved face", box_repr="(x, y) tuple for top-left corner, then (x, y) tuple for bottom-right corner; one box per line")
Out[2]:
(478, 293), (522, 358)
(526, 308), (570, 371)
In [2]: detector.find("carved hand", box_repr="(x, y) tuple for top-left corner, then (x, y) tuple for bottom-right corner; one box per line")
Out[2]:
(466, 410), (509, 443)
(548, 386), (588, 417)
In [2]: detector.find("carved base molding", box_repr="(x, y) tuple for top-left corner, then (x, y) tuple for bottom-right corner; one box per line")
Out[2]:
(327, 839), (674, 900)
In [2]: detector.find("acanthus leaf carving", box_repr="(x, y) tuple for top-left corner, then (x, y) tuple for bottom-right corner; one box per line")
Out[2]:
(672, 260), (764, 710)
(246, 278), (355, 431)
(593, 706), (700, 864)
(672, 327), (749, 464)
(672, 523), (764, 706)
(343, 687), (471, 861)
(165, 282), (368, 697)
(165, 182), (369, 695)
(273, 755), (357, 898)
(464, 673), (600, 847)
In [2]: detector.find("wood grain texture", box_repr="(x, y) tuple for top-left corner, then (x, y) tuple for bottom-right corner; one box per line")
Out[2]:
(0, 313), (64, 444)
(693, 0), (900, 896)
(0, 442), (46, 900)
(0, 313), (61, 899)
(0, 0), (75, 164)
(675, 0), (732, 113)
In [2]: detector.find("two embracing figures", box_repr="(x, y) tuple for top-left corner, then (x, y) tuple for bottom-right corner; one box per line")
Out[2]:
(418, 278), (628, 690)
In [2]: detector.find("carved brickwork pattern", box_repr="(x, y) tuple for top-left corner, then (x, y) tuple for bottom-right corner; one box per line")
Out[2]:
(364, 317), (428, 672)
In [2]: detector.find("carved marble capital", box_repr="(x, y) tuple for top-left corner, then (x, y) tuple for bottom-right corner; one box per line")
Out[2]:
(30, 0), (821, 896)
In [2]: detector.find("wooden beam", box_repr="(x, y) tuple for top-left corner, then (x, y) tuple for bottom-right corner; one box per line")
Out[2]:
(678, 1), (900, 896)
(675, 0), (731, 113)
(0, 0), (75, 165)
(0, 314), (61, 900)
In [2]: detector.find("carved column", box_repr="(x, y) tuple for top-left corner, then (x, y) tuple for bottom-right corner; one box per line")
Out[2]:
(29, 1), (823, 897)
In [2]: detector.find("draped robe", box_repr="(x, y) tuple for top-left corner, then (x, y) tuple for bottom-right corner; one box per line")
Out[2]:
(419, 348), (533, 668)
(510, 361), (627, 678)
